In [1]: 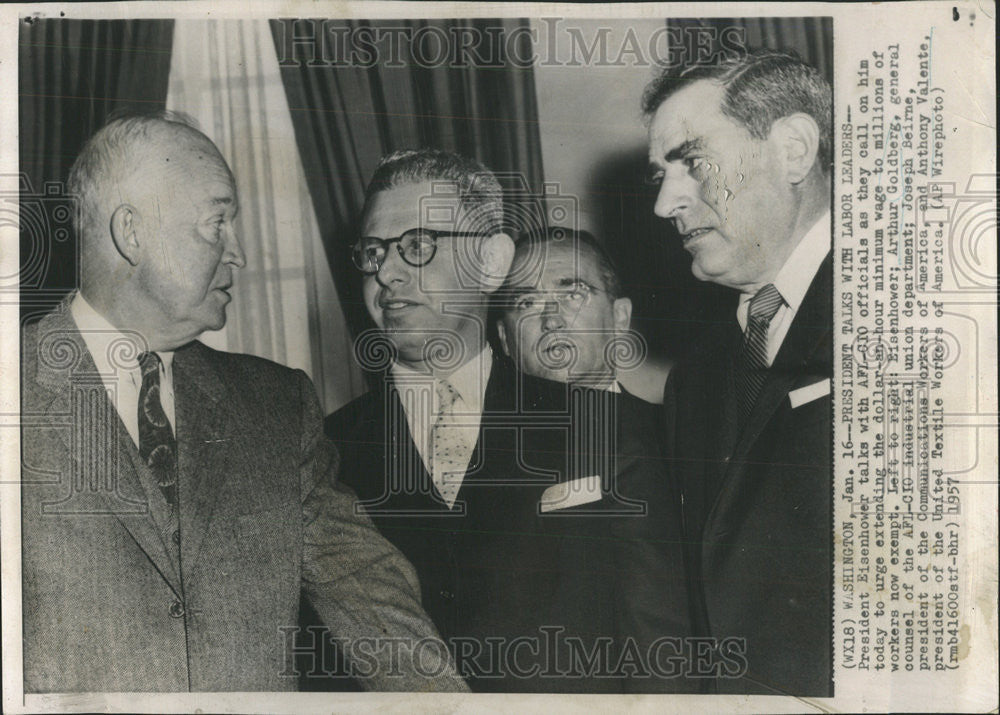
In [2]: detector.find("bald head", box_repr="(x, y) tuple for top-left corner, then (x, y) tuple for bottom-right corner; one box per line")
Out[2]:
(69, 113), (245, 350)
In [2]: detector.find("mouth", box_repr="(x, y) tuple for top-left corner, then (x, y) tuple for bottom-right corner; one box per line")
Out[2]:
(681, 227), (713, 245)
(540, 336), (575, 354)
(379, 296), (421, 312)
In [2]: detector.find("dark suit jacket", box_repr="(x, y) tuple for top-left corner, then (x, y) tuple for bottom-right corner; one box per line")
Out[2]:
(664, 255), (833, 696)
(322, 356), (693, 692)
(20, 297), (464, 692)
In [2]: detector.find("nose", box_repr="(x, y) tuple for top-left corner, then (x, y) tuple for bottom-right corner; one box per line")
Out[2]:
(653, 167), (695, 220)
(223, 225), (247, 269)
(541, 301), (566, 331)
(374, 244), (410, 287)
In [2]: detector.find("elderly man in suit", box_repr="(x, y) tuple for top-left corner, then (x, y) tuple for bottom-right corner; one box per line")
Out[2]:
(644, 49), (833, 695)
(20, 113), (465, 692)
(494, 227), (694, 693)
(324, 149), (680, 692)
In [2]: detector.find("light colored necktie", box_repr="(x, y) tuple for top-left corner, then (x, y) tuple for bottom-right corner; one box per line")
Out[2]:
(430, 379), (464, 508)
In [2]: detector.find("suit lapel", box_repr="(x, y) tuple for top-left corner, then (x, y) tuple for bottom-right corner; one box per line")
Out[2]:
(376, 378), (447, 514)
(705, 254), (832, 537)
(728, 253), (833, 468)
(31, 301), (182, 594)
(467, 358), (544, 494)
(172, 342), (236, 572)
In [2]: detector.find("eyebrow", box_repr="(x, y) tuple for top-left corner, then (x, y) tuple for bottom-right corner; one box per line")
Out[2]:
(662, 138), (705, 164)
(509, 278), (592, 295)
(556, 277), (594, 290)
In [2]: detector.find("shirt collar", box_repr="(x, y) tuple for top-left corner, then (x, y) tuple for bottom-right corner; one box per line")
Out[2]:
(391, 345), (493, 411)
(739, 211), (831, 312)
(70, 291), (175, 376)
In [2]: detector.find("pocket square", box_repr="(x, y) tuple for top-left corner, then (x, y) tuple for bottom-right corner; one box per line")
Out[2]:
(789, 378), (831, 408)
(540, 475), (603, 513)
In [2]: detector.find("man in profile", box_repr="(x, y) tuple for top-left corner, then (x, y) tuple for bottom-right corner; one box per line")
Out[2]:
(20, 113), (465, 692)
(644, 49), (833, 695)
(495, 227), (694, 693)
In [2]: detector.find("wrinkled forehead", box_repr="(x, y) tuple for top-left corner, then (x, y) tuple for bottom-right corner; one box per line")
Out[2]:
(509, 241), (603, 289)
(647, 80), (730, 160)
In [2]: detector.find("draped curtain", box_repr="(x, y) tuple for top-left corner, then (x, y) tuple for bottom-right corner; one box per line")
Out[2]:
(17, 19), (174, 322)
(271, 19), (546, 346)
(166, 20), (363, 411)
(664, 17), (833, 84)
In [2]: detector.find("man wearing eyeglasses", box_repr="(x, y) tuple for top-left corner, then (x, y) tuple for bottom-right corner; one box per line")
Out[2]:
(494, 228), (695, 693)
(319, 150), (670, 692)
(496, 228), (632, 390)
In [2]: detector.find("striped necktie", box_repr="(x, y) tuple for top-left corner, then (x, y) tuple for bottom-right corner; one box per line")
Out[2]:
(137, 351), (178, 509)
(734, 284), (784, 427)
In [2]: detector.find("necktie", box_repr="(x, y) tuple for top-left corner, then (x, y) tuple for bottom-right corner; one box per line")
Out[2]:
(430, 379), (463, 508)
(138, 352), (178, 509)
(734, 283), (784, 427)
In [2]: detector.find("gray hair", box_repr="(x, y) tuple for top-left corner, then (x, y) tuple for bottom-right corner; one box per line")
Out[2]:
(642, 49), (832, 172)
(67, 110), (209, 239)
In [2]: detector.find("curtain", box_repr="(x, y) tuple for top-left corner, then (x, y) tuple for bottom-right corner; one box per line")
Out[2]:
(166, 20), (363, 412)
(271, 19), (546, 350)
(664, 17), (833, 84)
(17, 19), (174, 322)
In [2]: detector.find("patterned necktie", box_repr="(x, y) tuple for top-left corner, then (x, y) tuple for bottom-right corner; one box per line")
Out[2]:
(138, 352), (178, 510)
(734, 283), (785, 427)
(430, 379), (463, 508)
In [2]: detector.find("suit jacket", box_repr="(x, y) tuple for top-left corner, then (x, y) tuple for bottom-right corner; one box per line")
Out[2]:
(664, 255), (833, 696)
(322, 356), (693, 693)
(20, 297), (465, 692)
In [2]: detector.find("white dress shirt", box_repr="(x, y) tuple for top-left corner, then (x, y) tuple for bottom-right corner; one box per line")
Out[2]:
(391, 347), (492, 506)
(70, 292), (176, 448)
(737, 212), (831, 365)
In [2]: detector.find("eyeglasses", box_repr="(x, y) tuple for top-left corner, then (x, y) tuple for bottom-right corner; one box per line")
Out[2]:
(351, 228), (481, 274)
(507, 281), (604, 316)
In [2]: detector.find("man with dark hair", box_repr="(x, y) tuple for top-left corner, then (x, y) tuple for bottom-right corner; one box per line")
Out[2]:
(325, 150), (687, 692)
(20, 115), (465, 692)
(496, 227), (630, 389)
(494, 227), (694, 693)
(645, 49), (833, 695)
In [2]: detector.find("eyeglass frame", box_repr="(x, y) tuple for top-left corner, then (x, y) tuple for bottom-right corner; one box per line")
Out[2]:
(503, 280), (608, 316)
(350, 227), (483, 274)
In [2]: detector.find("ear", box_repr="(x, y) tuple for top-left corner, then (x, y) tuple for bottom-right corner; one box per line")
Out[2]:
(478, 232), (515, 294)
(612, 297), (632, 332)
(771, 113), (820, 184)
(496, 319), (512, 357)
(109, 204), (141, 266)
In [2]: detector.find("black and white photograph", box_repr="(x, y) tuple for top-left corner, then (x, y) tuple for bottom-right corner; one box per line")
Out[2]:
(1, 3), (995, 713)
